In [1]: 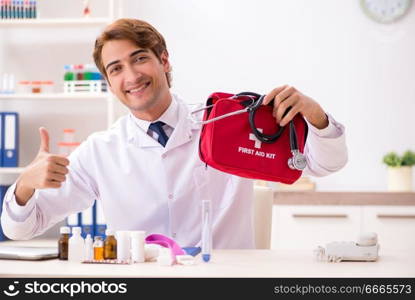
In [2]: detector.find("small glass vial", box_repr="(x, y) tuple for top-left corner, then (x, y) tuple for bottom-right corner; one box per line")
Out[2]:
(57, 129), (80, 157)
(58, 226), (70, 260)
(63, 128), (75, 143)
(104, 229), (117, 260)
(93, 236), (104, 260)
(31, 80), (42, 93)
(41, 80), (54, 93)
(17, 80), (31, 94)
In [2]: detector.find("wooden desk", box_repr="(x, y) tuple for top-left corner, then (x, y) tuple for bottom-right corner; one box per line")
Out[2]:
(0, 240), (414, 278)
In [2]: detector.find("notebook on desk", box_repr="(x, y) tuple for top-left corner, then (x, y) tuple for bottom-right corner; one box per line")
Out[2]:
(0, 246), (58, 261)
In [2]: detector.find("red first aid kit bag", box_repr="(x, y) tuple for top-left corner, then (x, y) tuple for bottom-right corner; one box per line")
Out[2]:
(191, 92), (309, 184)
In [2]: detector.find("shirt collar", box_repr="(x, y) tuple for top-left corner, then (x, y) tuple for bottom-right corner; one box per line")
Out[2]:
(130, 96), (179, 133)
(127, 94), (181, 143)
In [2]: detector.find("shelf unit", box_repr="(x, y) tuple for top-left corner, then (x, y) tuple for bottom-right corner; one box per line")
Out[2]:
(0, 93), (116, 138)
(0, 167), (24, 174)
(0, 93), (110, 100)
(0, 0), (121, 174)
(0, 18), (112, 27)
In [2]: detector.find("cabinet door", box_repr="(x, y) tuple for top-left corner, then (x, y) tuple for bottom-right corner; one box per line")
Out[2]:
(362, 206), (415, 250)
(271, 205), (361, 250)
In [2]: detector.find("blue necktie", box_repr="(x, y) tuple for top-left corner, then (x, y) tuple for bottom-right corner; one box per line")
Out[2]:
(149, 121), (169, 147)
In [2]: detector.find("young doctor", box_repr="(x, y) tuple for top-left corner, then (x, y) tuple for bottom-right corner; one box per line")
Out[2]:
(1, 19), (347, 249)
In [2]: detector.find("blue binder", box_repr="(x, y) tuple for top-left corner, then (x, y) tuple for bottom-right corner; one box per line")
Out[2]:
(2, 112), (19, 167)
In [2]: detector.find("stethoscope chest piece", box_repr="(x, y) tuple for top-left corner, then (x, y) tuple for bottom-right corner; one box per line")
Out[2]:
(288, 150), (307, 171)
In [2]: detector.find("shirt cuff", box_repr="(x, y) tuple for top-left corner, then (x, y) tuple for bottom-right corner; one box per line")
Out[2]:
(5, 183), (36, 222)
(306, 113), (344, 139)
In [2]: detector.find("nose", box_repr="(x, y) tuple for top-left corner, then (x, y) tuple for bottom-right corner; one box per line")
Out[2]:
(124, 64), (142, 85)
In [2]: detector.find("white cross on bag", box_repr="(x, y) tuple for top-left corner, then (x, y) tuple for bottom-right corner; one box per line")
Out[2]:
(249, 128), (263, 149)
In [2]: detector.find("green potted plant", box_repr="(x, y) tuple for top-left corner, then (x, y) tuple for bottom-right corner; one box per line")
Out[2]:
(383, 150), (415, 191)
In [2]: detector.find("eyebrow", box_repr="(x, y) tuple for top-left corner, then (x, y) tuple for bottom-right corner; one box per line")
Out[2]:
(105, 49), (149, 71)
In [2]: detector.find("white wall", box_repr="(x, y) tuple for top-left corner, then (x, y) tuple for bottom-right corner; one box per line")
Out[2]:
(1, 0), (414, 191)
(124, 0), (415, 191)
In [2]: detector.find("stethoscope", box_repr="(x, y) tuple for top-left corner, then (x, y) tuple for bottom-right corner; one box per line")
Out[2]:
(244, 92), (307, 171)
(189, 92), (307, 171)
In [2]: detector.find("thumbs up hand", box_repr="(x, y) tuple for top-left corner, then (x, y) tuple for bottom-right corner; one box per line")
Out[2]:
(38, 127), (50, 153)
(15, 127), (70, 205)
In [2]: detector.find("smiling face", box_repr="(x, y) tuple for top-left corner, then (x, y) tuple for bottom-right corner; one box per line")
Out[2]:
(102, 39), (172, 121)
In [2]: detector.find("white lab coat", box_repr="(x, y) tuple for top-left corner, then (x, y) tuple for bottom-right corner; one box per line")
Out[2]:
(1, 94), (348, 248)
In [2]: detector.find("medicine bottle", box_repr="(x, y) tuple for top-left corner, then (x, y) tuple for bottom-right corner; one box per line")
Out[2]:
(115, 231), (130, 261)
(58, 129), (80, 157)
(58, 226), (70, 260)
(41, 80), (54, 93)
(75, 64), (84, 80)
(31, 80), (41, 93)
(63, 128), (75, 143)
(64, 65), (74, 81)
(68, 227), (85, 263)
(84, 234), (93, 261)
(104, 229), (117, 260)
(83, 64), (93, 80)
(17, 80), (31, 94)
(93, 236), (104, 260)
(130, 231), (145, 263)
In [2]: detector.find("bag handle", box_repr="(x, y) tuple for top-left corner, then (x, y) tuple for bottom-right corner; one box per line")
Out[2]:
(188, 94), (256, 125)
(189, 92), (294, 145)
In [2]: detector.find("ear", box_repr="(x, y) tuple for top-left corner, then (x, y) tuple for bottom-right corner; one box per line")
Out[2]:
(107, 80), (114, 93)
(160, 50), (171, 73)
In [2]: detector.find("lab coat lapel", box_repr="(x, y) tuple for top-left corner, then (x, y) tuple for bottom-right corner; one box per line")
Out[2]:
(126, 115), (162, 148)
(137, 134), (162, 148)
(164, 100), (200, 152)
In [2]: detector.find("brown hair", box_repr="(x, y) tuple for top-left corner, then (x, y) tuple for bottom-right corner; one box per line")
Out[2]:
(93, 18), (172, 87)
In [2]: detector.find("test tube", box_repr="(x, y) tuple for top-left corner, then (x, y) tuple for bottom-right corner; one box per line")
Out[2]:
(201, 200), (212, 262)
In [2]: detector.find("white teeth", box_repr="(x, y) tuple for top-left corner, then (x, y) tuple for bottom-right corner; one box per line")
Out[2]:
(128, 83), (149, 93)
